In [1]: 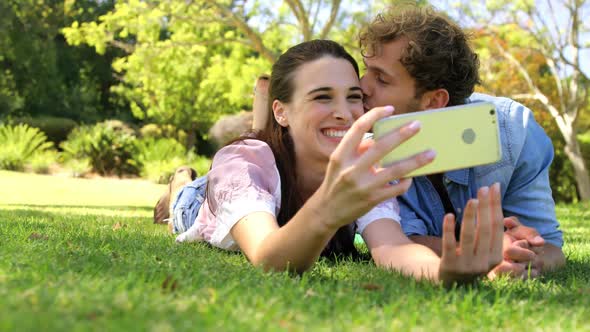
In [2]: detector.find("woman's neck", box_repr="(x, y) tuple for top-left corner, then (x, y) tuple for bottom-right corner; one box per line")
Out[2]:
(295, 157), (326, 201)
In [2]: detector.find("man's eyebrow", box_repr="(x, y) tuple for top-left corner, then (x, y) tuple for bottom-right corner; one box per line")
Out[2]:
(363, 59), (394, 78)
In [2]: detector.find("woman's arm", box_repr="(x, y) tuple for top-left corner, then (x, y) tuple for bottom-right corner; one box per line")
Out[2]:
(230, 200), (338, 274)
(231, 106), (433, 273)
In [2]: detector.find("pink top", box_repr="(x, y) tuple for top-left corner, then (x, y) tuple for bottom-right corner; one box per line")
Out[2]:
(176, 139), (401, 250)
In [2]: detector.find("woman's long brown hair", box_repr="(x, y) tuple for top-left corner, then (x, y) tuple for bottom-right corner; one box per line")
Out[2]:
(252, 40), (361, 258)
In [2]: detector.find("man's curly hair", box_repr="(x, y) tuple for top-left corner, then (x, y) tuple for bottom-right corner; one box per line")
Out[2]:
(359, 5), (481, 106)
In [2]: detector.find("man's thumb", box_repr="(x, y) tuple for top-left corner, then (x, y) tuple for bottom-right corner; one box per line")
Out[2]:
(503, 216), (521, 229)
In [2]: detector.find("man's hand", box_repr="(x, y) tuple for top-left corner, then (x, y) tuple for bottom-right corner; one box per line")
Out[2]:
(439, 185), (504, 286)
(488, 216), (545, 279)
(504, 216), (545, 251)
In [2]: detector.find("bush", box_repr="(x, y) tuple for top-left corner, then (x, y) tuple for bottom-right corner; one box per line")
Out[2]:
(134, 137), (211, 183)
(548, 131), (590, 203)
(140, 154), (211, 184)
(134, 137), (187, 166)
(141, 157), (187, 184)
(0, 124), (54, 171)
(189, 154), (212, 178)
(134, 137), (187, 183)
(14, 116), (78, 144)
(27, 150), (59, 174)
(549, 146), (578, 202)
(60, 121), (139, 176)
(139, 123), (188, 146)
(63, 158), (92, 178)
(578, 131), (590, 158)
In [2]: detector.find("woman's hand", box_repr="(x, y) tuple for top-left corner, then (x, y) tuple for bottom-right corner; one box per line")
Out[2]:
(313, 106), (436, 231)
(438, 184), (504, 286)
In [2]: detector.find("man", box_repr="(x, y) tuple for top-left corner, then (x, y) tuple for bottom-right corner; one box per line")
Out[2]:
(359, 5), (565, 278)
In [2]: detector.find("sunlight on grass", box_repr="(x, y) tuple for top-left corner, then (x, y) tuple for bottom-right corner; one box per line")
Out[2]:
(0, 170), (165, 207)
(2, 205), (153, 218)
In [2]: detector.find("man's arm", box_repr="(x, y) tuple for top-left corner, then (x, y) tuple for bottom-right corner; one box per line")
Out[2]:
(500, 100), (565, 274)
(502, 217), (565, 273)
(542, 244), (566, 271)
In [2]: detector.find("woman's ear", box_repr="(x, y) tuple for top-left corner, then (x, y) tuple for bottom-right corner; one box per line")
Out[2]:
(272, 100), (289, 127)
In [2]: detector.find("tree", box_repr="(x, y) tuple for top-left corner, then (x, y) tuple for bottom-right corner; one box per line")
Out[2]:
(62, 1), (406, 140)
(63, 1), (344, 133)
(0, 0), (124, 123)
(471, 29), (580, 202)
(452, 0), (590, 201)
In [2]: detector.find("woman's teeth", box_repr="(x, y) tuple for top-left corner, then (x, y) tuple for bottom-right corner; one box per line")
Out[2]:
(323, 129), (347, 138)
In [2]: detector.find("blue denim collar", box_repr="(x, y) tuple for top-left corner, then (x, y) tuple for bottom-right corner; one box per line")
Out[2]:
(444, 168), (470, 186)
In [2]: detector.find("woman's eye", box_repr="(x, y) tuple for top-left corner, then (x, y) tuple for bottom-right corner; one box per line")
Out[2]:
(348, 94), (363, 101)
(314, 95), (331, 101)
(377, 76), (389, 85)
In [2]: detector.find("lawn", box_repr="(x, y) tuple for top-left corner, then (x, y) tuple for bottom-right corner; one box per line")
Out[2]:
(1, 170), (589, 331)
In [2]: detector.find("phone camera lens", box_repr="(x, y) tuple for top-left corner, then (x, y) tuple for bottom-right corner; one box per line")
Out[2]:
(489, 109), (495, 115)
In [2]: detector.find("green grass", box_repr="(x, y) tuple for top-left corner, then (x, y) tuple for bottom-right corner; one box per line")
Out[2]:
(1, 170), (589, 331)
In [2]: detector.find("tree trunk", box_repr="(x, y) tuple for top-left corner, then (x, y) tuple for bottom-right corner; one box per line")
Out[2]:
(564, 135), (590, 201)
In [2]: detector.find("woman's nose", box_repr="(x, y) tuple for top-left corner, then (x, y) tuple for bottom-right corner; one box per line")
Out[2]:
(332, 100), (354, 122)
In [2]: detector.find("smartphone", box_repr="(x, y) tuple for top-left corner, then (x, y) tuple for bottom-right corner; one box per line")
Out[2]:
(372, 102), (502, 177)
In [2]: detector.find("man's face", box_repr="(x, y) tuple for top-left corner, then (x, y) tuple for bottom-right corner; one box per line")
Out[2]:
(360, 38), (423, 115)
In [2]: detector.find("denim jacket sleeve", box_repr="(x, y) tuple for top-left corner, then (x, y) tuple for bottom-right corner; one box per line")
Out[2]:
(472, 94), (563, 248)
(398, 197), (429, 236)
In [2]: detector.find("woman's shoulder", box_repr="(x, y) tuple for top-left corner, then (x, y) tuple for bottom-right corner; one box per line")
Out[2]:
(207, 138), (281, 215)
(213, 139), (276, 169)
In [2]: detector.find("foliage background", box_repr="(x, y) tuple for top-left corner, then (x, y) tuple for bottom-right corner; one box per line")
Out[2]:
(0, 0), (588, 202)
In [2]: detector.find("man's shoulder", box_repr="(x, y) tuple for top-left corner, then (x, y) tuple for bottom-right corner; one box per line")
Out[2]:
(466, 92), (553, 180)
(467, 93), (538, 124)
(467, 92), (514, 110)
(467, 92), (529, 119)
(467, 92), (547, 154)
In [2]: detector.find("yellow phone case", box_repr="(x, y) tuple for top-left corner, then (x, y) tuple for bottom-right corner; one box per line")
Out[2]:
(372, 102), (502, 177)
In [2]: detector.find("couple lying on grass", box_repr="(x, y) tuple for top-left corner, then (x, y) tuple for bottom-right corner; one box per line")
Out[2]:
(155, 6), (564, 286)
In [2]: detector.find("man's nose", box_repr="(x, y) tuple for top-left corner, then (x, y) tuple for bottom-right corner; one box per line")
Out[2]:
(360, 75), (371, 97)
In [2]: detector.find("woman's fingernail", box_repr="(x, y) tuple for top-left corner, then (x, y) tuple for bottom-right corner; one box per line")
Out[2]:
(423, 149), (436, 160)
(407, 120), (421, 131)
(384, 105), (394, 113)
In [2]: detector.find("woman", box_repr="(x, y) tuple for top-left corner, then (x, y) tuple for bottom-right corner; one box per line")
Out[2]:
(176, 40), (504, 285)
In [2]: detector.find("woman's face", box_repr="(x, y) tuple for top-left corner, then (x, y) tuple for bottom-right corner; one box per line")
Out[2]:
(274, 56), (363, 167)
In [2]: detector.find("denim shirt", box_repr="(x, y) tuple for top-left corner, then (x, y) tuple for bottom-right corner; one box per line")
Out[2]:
(398, 93), (564, 248)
